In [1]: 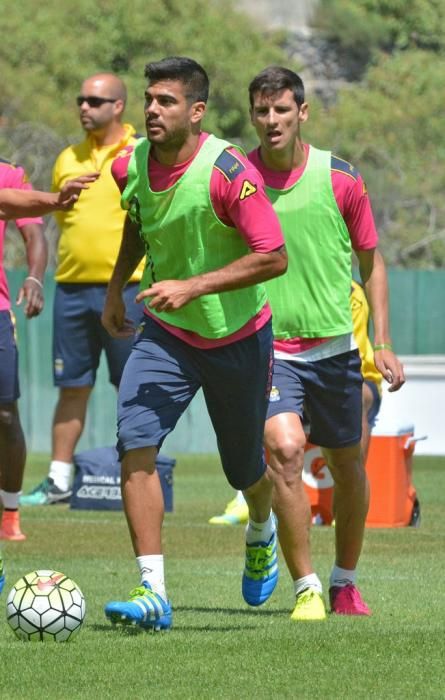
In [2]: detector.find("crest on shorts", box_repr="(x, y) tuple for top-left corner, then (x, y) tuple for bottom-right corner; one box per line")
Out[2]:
(54, 358), (64, 377)
(269, 386), (281, 402)
(135, 321), (146, 340)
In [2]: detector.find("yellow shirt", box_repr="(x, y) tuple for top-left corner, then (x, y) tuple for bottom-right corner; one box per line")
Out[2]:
(350, 280), (382, 390)
(52, 123), (142, 283)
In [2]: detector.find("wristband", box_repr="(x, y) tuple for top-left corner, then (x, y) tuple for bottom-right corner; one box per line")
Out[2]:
(25, 276), (43, 289)
(373, 343), (392, 352)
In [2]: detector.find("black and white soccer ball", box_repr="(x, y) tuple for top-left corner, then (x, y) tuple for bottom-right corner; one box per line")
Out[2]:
(6, 570), (86, 642)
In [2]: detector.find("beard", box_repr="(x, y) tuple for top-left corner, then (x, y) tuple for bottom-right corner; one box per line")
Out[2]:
(146, 122), (189, 150)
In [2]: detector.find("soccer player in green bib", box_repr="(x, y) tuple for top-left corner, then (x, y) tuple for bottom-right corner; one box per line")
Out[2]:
(247, 66), (405, 620)
(102, 57), (288, 631)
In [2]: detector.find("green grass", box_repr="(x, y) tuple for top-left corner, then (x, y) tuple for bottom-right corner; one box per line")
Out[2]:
(1, 455), (444, 699)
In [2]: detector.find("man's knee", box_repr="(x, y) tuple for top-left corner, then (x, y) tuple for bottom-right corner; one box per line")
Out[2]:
(266, 434), (306, 485)
(122, 446), (158, 477)
(324, 444), (365, 487)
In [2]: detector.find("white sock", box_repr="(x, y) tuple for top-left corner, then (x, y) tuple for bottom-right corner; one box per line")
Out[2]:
(235, 490), (246, 505)
(294, 573), (323, 597)
(136, 555), (166, 599)
(246, 511), (275, 544)
(0, 490), (21, 510)
(330, 565), (357, 588)
(48, 461), (73, 491)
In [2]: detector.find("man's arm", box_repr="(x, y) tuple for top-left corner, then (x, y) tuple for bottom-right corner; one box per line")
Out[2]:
(138, 245), (288, 313)
(102, 216), (146, 338)
(0, 174), (99, 219)
(16, 223), (48, 318)
(357, 247), (405, 392)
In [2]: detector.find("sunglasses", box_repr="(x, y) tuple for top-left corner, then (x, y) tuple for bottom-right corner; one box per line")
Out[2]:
(76, 96), (118, 108)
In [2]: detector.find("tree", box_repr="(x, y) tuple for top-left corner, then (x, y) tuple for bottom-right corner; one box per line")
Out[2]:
(0, 0), (290, 142)
(1, 0), (293, 266)
(305, 50), (445, 267)
(315, 0), (445, 79)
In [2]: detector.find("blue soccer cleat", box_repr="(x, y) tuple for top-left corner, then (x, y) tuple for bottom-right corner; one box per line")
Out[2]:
(104, 582), (172, 631)
(0, 551), (5, 595)
(242, 530), (278, 606)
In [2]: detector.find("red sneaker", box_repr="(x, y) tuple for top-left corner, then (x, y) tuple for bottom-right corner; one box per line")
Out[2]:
(0, 511), (26, 541)
(329, 584), (371, 616)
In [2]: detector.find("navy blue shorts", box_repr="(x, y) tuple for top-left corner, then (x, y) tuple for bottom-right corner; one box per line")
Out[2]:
(267, 350), (363, 448)
(117, 316), (273, 490)
(53, 283), (143, 388)
(0, 310), (19, 403)
(364, 379), (381, 428)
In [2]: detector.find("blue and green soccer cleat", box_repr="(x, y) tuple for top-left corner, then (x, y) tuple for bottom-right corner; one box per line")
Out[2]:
(0, 551), (5, 594)
(20, 478), (72, 506)
(242, 530), (278, 606)
(104, 582), (172, 631)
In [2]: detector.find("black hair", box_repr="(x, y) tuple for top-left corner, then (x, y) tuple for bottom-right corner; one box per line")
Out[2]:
(248, 66), (305, 108)
(144, 56), (209, 103)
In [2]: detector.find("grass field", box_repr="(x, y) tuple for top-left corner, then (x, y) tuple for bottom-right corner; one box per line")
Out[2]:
(1, 454), (444, 699)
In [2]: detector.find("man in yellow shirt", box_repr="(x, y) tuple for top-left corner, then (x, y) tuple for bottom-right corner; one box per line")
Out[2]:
(210, 280), (382, 525)
(21, 74), (143, 506)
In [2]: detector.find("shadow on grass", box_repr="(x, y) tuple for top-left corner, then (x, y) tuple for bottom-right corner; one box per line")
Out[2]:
(176, 606), (289, 615)
(91, 623), (143, 635)
(90, 622), (258, 634)
(89, 606), (289, 637)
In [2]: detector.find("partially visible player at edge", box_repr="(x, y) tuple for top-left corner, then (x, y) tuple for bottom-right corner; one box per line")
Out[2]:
(101, 56), (287, 631)
(247, 66), (404, 621)
(0, 158), (47, 542)
(0, 170), (97, 589)
(0, 552), (4, 594)
(350, 280), (383, 459)
(0, 176), (99, 219)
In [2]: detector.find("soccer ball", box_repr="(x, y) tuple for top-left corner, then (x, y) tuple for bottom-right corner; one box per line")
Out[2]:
(6, 570), (86, 642)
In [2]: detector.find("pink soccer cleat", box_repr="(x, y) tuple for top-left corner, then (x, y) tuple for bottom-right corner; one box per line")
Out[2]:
(0, 511), (26, 541)
(329, 584), (371, 616)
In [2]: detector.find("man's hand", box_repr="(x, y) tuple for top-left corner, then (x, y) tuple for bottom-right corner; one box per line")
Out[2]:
(56, 173), (100, 210)
(102, 291), (136, 338)
(136, 279), (197, 312)
(16, 278), (44, 318)
(374, 348), (405, 392)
